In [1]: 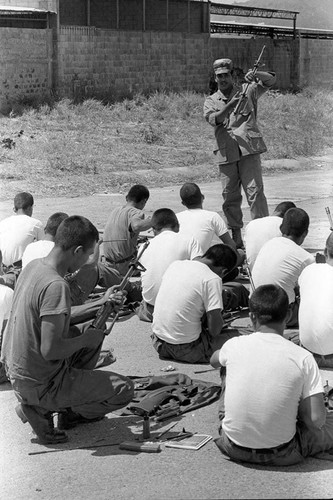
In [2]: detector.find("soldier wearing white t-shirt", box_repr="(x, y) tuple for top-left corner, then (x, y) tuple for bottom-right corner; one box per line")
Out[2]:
(211, 284), (333, 466)
(244, 201), (296, 270)
(137, 208), (203, 322)
(22, 212), (69, 268)
(299, 232), (333, 368)
(0, 284), (14, 383)
(177, 183), (244, 268)
(252, 208), (315, 327)
(0, 192), (44, 269)
(152, 244), (240, 363)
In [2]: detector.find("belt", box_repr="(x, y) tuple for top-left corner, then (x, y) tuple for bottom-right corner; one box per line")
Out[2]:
(228, 435), (294, 455)
(105, 253), (136, 265)
(3, 259), (22, 270)
(313, 352), (333, 360)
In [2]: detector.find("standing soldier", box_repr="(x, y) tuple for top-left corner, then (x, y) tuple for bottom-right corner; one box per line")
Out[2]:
(204, 57), (276, 249)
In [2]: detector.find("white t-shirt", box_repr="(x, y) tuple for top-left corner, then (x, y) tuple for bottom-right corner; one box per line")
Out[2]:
(252, 237), (315, 303)
(245, 216), (282, 270)
(140, 230), (202, 306)
(0, 215), (44, 266)
(152, 260), (223, 344)
(0, 284), (14, 333)
(22, 240), (55, 269)
(299, 263), (333, 355)
(219, 332), (323, 449)
(176, 209), (228, 253)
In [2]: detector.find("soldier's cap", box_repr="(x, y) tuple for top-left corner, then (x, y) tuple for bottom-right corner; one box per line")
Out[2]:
(213, 58), (233, 75)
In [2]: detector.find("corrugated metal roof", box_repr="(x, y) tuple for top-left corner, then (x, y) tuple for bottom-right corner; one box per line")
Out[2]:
(0, 6), (55, 14)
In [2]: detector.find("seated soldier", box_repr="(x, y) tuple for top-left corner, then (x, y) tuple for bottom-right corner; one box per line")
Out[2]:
(20, 211), (124, 327)
(176, 183), (248, 309)
(252, 208), (315, 327)
(244, 201), (296, 270)
(0, 283), (14, 383)
(211, 284), (333, 466)
(299, 232), (333, 368)
(22, 212), (68, 268)
(137, 208), (203, 322)
(1, 216), (134, 445)
(176, 182), (244, 271)
(0, 192), (44, 288)
(151, 244), (240, 364)
(103, 184), (152, 277)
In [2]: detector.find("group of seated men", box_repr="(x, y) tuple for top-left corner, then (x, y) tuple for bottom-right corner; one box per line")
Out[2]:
(0, 185), (333, 465)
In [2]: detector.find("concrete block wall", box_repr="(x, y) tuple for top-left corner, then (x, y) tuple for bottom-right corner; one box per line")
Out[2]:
(56, 27), (210, 99)
(300, 38), (333, 87)
(0, 27), (51, 112)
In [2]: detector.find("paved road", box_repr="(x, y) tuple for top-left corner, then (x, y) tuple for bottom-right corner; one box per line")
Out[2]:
(0, 167), (332, 249)
(1, 167), (333, 499)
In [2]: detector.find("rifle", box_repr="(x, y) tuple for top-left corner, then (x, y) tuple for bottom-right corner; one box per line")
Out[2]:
(233, 45), (266, 116)
(242, 259), (255, 292)
(325, 207), (333, 231)
(91, 239), (150, 335)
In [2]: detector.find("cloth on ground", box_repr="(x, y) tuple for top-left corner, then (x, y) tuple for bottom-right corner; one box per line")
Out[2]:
(118, 373), (221, 417)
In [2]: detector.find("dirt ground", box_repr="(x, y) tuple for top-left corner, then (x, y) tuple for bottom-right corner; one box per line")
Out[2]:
(1, 163), (333, 499)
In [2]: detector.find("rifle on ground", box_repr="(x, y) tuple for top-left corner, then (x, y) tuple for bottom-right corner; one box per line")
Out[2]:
(91, 240), (150, 335)
(233, 45), (266, 116)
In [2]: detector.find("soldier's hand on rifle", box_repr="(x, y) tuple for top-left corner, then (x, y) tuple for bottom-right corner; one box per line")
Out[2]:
(244, 70), (258, 84)
(102, 285), (127, 306)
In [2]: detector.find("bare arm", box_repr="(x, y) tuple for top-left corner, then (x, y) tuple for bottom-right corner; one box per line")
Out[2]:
(219, 232), (245, 267)
(210, 349), (222, 368)
(206, 309), (225, 338)
(130, 216), (152, 233)
(41, 314), (104, 361)
(298, 393), (326, 430)
(70, 287), (126, 325)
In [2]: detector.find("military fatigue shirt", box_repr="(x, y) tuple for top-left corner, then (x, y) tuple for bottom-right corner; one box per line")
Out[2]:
(203, 72), (276, 164)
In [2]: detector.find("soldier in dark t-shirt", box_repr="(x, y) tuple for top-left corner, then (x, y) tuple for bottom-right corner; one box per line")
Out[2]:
(1, 216), (134, 445)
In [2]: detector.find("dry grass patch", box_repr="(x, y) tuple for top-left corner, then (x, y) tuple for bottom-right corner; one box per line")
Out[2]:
(0, 88), (332, 199)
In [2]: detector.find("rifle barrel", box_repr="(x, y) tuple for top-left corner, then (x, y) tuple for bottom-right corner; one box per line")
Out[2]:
(234, 45), (266, 115)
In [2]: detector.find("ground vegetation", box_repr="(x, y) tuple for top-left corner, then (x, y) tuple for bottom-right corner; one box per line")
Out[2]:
(0, 88), (332, 199)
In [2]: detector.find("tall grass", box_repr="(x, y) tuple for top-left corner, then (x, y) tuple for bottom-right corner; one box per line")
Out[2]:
(0, 88), (332, 199)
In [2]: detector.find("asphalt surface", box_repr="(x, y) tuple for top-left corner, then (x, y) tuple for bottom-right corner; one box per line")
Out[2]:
(1, 164), (333, 499)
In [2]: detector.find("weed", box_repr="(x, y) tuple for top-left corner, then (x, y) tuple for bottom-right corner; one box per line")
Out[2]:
(0, 88), (332, 199)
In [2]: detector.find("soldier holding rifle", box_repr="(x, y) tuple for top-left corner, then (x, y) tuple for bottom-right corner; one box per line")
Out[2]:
(204, 48), (276, 249)
(1, 216), (134, 445)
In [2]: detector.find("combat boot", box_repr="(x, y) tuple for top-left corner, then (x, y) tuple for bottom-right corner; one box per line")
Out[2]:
(16, 403), (68, 444)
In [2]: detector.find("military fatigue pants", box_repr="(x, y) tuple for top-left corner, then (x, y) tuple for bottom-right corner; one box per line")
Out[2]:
(219, 153), (268, 229)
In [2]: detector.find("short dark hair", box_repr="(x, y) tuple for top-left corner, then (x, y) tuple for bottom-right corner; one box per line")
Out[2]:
(280, 208), (309, 238)
(180, 182), (202, 208)
(14, 192), (34, 211)
(203, 244), (237, 271)
(325, 232), (333, 259)
(151, 208), (178, 232)
(249, 284), (289, 324)
(45, 212), (69, 237)
(126, 185), (150, 203)
(274, 201), (296, 217)
(55, 215), (99, 251)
